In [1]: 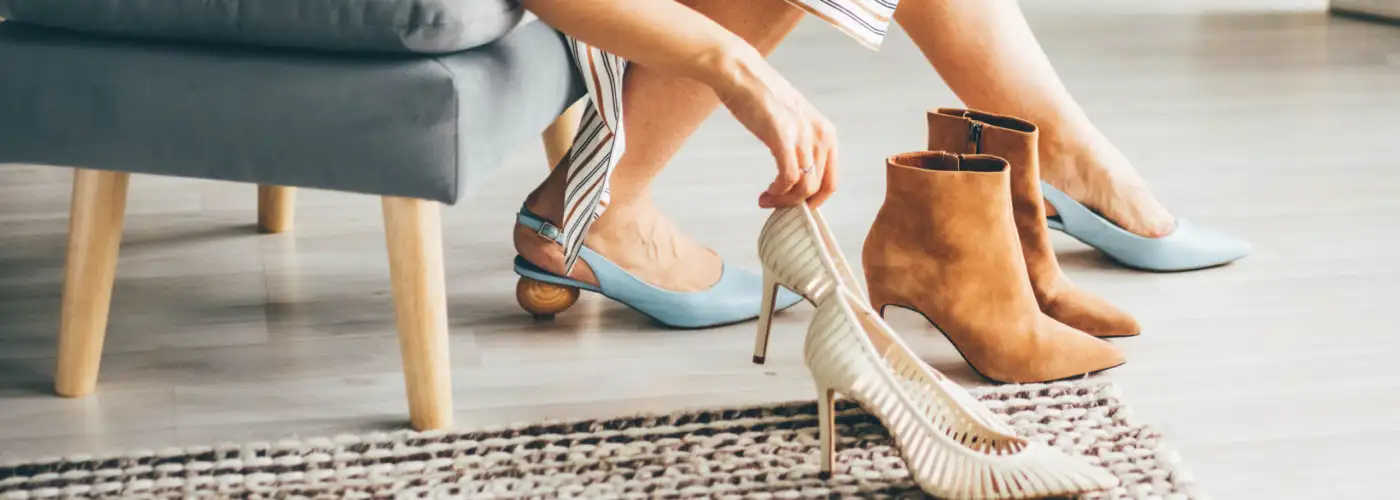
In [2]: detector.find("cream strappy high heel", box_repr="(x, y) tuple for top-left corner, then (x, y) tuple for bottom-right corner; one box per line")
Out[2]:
(757, 204), (1117, 498)
(808, 288), (1118, 499)
(754, 203), (864, 363)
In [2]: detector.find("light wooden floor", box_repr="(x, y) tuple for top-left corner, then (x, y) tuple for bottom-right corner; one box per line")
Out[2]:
(3, 4), (1398, 498)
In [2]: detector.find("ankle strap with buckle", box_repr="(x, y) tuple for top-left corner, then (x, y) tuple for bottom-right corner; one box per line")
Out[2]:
(517, 206), (564, 244)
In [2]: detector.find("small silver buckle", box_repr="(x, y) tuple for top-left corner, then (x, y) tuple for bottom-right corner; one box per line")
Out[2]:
(534, 221), (561, 242)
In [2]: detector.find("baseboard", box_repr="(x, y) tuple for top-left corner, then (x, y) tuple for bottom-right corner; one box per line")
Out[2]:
(1331, 0), (1400, 24)
(1332, 7), (1400, 24)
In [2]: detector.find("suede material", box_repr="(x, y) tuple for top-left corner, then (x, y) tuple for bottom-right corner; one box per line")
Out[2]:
(928, 108), (1140, 338)
(862, 152), (1125, 383)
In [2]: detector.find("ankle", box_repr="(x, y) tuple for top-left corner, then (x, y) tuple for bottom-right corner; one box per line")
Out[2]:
(1038, 124), (1095, 175)
(1039, 132), (1140, 197)
(524, 192), (561, 225)
(524, 168), (572, 224)
(587, 192), (655, 233)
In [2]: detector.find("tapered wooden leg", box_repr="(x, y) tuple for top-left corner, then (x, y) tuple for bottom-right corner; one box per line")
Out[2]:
(257, 185), (295, 233)
(542, 99), (586, 170)
(55, 169), (131, 398)
(381, 196), (453, 430)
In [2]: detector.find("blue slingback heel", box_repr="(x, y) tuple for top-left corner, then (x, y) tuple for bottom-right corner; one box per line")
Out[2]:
(1041, 182), (1251, 272)
(513, 206), (803, 328)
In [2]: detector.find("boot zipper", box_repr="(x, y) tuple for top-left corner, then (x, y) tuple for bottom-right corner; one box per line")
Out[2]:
(967, 122), (983, 154)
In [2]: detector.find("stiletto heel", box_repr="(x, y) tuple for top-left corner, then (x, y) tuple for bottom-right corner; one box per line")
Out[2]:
(760, 202), (1116, 498)
(753, 271), (780, 364)
(804, 288), (1117, 499)
(816, 385), (836, 479)
(515, 277), (580, 320)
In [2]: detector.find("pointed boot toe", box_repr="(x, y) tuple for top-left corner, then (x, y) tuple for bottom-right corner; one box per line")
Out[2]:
(968, 316), (1127, 384)
(1043, 288), (1141, 338)
(1032, 318), (1127, 382)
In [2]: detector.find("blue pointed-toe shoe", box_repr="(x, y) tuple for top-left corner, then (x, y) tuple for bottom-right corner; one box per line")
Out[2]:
(513, 207), (804, 329)
(1041, 182), (1251, 272)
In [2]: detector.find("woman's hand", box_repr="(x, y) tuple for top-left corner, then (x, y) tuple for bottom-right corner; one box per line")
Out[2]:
(522, 0), (837, 207)
(708, 46), (840, 209)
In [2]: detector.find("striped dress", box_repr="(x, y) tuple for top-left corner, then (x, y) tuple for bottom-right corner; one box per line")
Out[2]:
(555, 0), (895, 272)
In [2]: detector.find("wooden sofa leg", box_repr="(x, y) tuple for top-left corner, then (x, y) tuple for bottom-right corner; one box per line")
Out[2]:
(381, 196), (453, 430)
(542, 99), (585, 170)
(257, 185), (295, 233)
(55, 169), (131, 398)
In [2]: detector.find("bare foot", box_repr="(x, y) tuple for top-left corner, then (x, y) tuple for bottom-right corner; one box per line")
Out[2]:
(1039, 132), (1176, 238)
(514, 169), (723, 293)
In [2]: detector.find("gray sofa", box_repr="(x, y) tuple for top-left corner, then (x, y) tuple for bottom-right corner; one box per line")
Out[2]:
(0, 3), (585, 430)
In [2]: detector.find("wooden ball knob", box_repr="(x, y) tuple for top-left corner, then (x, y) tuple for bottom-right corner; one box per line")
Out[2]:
(516, 277), (580, 320)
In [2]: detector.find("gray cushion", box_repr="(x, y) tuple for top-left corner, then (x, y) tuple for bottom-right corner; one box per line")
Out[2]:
(0, 0), (524, 54)
(0, 20), (585, 203)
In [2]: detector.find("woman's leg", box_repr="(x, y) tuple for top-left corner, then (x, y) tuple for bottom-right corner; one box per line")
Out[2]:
(895, 0), (1174, 237)
(517, 0), (805, 291)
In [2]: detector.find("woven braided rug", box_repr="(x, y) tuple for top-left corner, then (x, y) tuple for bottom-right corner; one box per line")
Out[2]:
(0, 381), (1198, 499)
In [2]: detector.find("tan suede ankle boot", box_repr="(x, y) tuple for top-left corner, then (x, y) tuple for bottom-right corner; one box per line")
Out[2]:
(863, 152), (1125, 383)
(927, 108), (1140, 338)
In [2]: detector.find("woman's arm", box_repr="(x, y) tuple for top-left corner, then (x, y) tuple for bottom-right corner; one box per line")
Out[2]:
(521, 0), (761, 94)
(522, 0), (840, 207)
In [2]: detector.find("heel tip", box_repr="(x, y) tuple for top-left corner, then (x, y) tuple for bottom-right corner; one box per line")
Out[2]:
(752, 355), (766, 364)
(817, 471), (831, 480)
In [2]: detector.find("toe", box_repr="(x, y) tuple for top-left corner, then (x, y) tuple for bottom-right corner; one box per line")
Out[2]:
(1046, 290), (1141, 338)
(1166, 219), (1252, 269)
(1040, 317), (1127, 381)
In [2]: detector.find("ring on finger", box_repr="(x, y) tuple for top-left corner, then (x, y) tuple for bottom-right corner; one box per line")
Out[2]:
(800, 164), (816, 176)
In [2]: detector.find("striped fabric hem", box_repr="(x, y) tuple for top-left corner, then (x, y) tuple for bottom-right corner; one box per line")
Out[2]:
(782, 0), (896, 50)
(558, 42), (627, 273)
